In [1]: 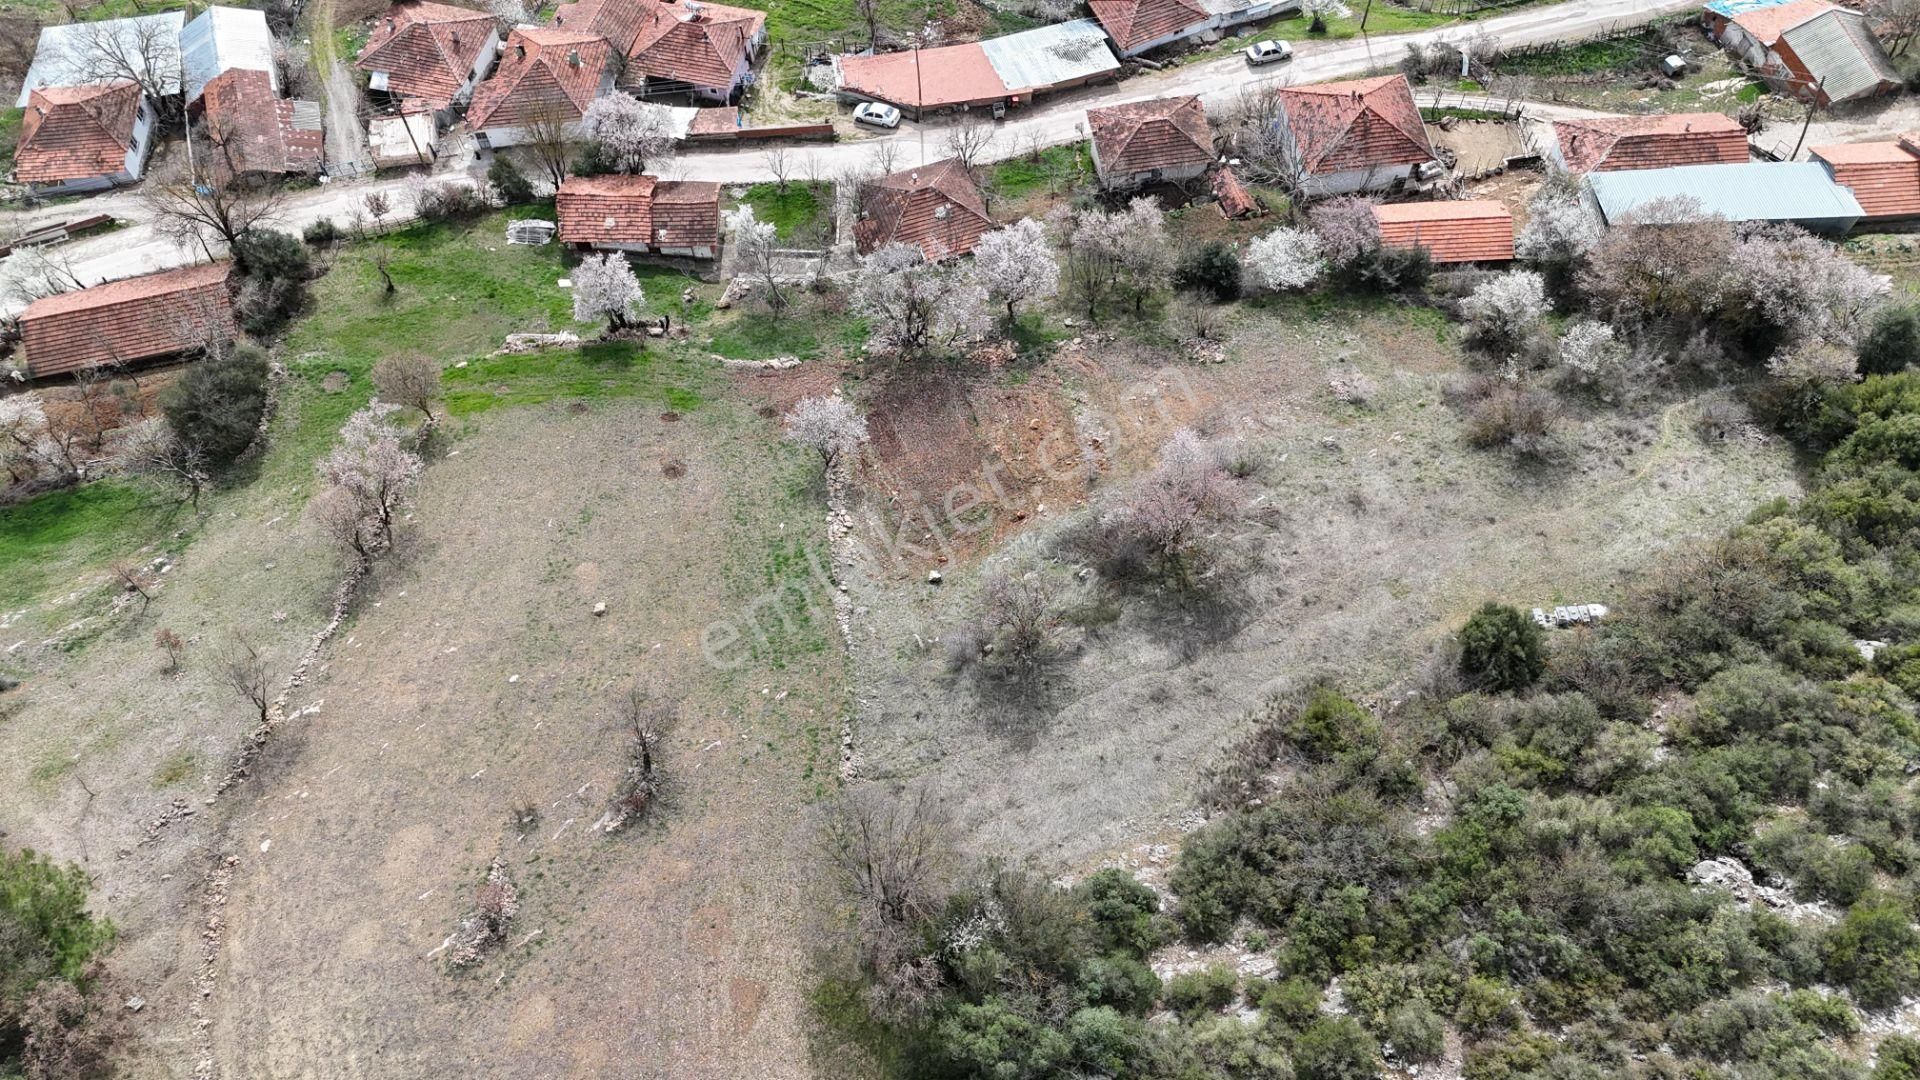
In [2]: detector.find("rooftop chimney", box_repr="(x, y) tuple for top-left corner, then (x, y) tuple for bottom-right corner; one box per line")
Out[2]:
(516, 41), (526, 58)
(568, 48), (581, 66)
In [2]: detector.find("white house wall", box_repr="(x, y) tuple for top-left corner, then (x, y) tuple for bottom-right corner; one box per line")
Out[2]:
(1303, 162), (1416, 197)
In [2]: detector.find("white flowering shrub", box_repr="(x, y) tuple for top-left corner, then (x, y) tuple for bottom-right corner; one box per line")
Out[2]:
(1461, 270), (1549, 353)
(1245, 227), (1326, 292)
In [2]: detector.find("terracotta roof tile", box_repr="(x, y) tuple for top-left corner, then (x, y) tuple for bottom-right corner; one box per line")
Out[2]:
(1275, 74), (1433, 176)
(836, 44), (1005, 110)
(1731, 0), (1835, 44)
(1212, 164), (1259, 218)
(1552, 112), (1748, 173)
(356, 1), (496, 109)
(200, 68), (324, 177)
(552, 0), (653, 53)
(687, 105), (739, 136)
(1812, 141), (1920, 220)
(21, 262), (234, 378)
(1088, 0), (1209, 52)
(855, 158), (993, 259)
(16, 81), (142, 185)
(1089, 95), (1211, 177)
(468, 27), (610, 129)
(620, 0), (764, 91)
(554, 173), (720, 249)
(1372, 199), (1513, 263)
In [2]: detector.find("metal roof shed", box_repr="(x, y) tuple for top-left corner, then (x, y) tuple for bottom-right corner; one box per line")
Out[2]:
(1586, 161), (1864, 233)
(1778, 8), (1898, 104)
(980, 19), (1120, 96)
(18, 12), (184, 107)
(182, 6), (278, 105)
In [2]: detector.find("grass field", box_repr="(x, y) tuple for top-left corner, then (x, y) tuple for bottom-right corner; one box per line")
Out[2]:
(0, 481), (181, 612)
(740, 181), (831, 239)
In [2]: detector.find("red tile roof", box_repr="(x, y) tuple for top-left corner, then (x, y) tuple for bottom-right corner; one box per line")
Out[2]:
(837, 44), (1005, 111)
(16, 82), (142, 185)
(687, 105), (739, 137)
(356, 1), (497, 109)
(1731, 0), (1835, 44)
(1372, 200), (1514, 263)
(1276, 74), (1433, 177)
(1212, 164), (1259, 218)
(855, 158), (993, 259)
(621, 0), (765, 91)
(468, 27), (610, 129)
(1088, 95), (1211, 178)
(1088, 0), (1209, 53)
(554, 173), (720, 250)
(552, 0), (652, 53)
(1552, 112), (1748, 173)
(22, 263), (235, 378)
(200, 69), (324, 177)
(1812, 141), (1920, 220)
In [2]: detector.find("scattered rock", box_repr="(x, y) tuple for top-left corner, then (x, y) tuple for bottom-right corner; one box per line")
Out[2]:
(927, 570), (943, 585)
(592, 602), (608, 617)
(1688, 857), (1756, 904)
(124, 996), (145, 1012)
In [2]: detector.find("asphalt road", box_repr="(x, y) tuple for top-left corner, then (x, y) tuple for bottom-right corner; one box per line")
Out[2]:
(0, 0), (1700, 312)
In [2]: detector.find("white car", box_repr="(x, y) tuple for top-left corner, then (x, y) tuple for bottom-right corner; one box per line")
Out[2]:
(1244, 39), (1293, 66)
(853, 101), (902, 129)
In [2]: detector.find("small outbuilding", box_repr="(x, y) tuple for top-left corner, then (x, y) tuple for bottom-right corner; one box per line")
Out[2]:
(1371, 200), (1514, 264)
(369, 101), (439, 167)
(20, 262), (234, 379)
(1549, 112), (1749, 174)
(1088, 95), (1213, 190)
(554, 174), (722, 258)
(181, 5), (276, 105)
(1584, 160), (1864, 233)
(1704, 0), (1897, 106)
(836, 19), (1118, 120)
(1088, 0), (1213, 57)
(1811, 138), (1920, 224)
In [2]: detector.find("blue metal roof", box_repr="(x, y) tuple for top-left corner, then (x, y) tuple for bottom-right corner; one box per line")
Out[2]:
(1586, 161), (1864, 227)
(1703, 0), (1792, 18)
(980, 19), (1119, 94)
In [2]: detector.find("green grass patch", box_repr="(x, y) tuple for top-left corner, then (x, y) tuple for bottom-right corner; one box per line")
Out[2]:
(706, 304), (866, 361)
(1420, 106), (1512, 122)
(0, 482), (182, 611)
(440, 341), (711, 417)
(987, 144), (1092, 201)
(152, 751), (197, 787)
(761, 0), (951, 45)
(1496, 28), (1659, 76)
(1736, 80), (1766, 103)
(0, 107), (22, 179)
(741, 182), (829, 239)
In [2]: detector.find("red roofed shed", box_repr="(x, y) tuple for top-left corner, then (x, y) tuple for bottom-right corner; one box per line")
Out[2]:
(1371, 200), (1514, 264)
(21, 263), (235, 379)
(1551, 113), (1749, 174)
(1811, 140), (1920, 222)
(554, 174), (722, 257)
(1088, 0), (1211, 56)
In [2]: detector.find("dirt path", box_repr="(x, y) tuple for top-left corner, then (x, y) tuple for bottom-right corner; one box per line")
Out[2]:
(310, 0), (374, 176)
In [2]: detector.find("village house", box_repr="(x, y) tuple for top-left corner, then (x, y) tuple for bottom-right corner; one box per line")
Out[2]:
(197, 68), (324, 178)
(619, 0), (767, 103)
(1271, 74), (1437, 197)
(854, 158), (995, 260)
(356, 0), (501, 114)
(19, 262), (234, 379)
(14, 81), (158, 194)
(1371, 201), (1514, 264)
(1548, 112), (1750, 173)
(1088, 0), (1214, 57)
(1703, 0), (1897, 106)
(180, 5), (275, 106)
(554, 174), (722, 257)
(1584, 160), (1864, 233)
(836, 19), (1118, 120)
(18, 12), (183, 108)
(466, 27), (615, 148)
(1811, 138), (1920, 225)
(1088, 95), (1214, 190)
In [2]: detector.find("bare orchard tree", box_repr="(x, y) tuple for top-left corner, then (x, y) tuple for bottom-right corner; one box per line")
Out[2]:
(7, 244), (88, 307)
(53, 17), (182, 120)
(216, 633), (274, 725)
(764, 145), (794, 192)
(0, 394), (52, 488)
(867, 140), (900, 177)
(941, 117), (996, 172)
(522, 102), (578, 189)
(372, 354), (442, 423)
(782, 393), (869, 472)
(581, 94), (676, 174)
(314, 403), (423, 559)
(572, 252), (645, 333)
(115, 417), (210, 508)
(850, 243), (992, 358)
(725, 205), (789, 316)
(1869, 0), (1920, 54)
(855, 0), (888, 46)
(606, 690), (674, 830)
(363, 190), (392, 232)
(969, 217), (1058, 323)
(822, 786), (956, 1018)
(143, 168), (287, 256)
(1227, 84), (1309, 214)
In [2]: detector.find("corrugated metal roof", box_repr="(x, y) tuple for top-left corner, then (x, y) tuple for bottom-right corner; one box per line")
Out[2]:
(1587, 161), (1863, 226)
(181, 5), (277, 104)
(1704, 0), (1793, 17)
(19, 12), (184, 107)
(1780, 9), (1898, 103)
(980, 19), (1118, 93)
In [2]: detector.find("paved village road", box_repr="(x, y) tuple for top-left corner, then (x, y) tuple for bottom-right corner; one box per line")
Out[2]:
(0, 0), (1701, 311)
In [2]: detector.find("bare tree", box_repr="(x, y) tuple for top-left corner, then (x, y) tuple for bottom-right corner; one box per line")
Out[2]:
(154, 628), (185, 674)
(110, 559), (153, 611)
(115, 417), (209, 508)
(764, 145), (794, 192)
(522, 102), (577, 189)
(606, 690), (674, 830)
(53, 17), (182, 120)
(363, 190), (392, 232)
(216, 633), (273, 724)
(372, 354), (441, 423)
(1227, 84), (1309, 215)
(941, 118), (996, 172)
(867, 140), (900, 177)
(823, 786), (955, 1017)
(143, 170), (287, 256)
(372, 247), (397, 296)
(855, 0), (888, 46)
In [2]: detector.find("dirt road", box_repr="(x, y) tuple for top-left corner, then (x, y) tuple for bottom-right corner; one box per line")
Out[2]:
(311, 0), (376, 176)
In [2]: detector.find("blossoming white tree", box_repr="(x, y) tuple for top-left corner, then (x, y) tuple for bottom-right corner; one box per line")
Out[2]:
(314, 403), (422, 559)
(1461, 270), (1550, 352)
(851, 243), (992, 357)
(726, 204), (789, 316)
(970, 218), (1059, 323)
(581, 95), (677, 175)
(1557, 320), (1627, 385)
(784, 394), (869, 471)
(572, 252), (645, 333)
(1245, 227), (1326, 292)
(0, 394), (51, 488)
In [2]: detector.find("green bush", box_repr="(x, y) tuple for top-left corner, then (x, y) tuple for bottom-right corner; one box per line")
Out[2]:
(1824, 893), (1920, 1009)
(232, 228), (314, 337)
(1254, 976), (1321, 1033)
(1459, 603), (1547, 692)
(1164, 964), (1237, 1019)
(1294, 1016), (1380, 1080)
(487, 156), (536, 205)
(1859, 305), (1920, 376)
(1, 848), (114, 1069)
(1454, 976), (1521, 1037)
(1383, 1000), (1447, 1063)
(1074, 868), (1167, 955)
(931, 999), (1072, 1079)
(1174, 243), (1243, 302)
(1291, 687), (1380, 759)
(1078, 953), (1160, 1013)
(301, 217), (341, 245)
(1876, 1034), (1920, 1079)
(160, 344), (271, 469)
